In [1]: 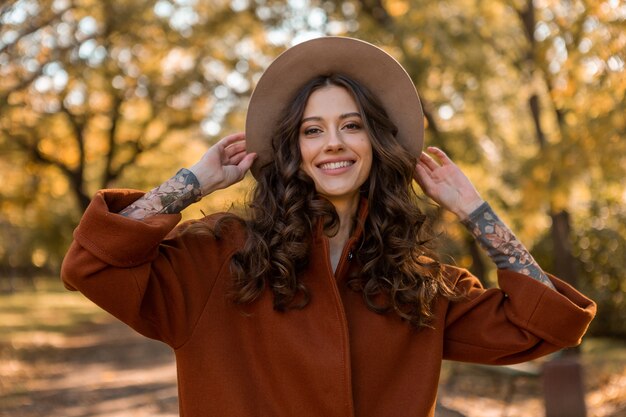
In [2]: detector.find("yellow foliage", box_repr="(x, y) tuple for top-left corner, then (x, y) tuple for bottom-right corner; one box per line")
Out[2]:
(122, 99), (153, 122)
(384, 0), (410, 17)
(144, 120), (167, 142)
(193, 174), (255, 217)
(50, 176), (70, 198)
(549, 190), (570, 214)
(0, 0), (624, 302)
(88, 91), (113, 111)
(31, 248), (47, 268)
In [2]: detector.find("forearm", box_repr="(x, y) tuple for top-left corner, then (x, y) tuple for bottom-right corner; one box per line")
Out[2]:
(462, 202), (556, 289)
(119, 168), (201, 219)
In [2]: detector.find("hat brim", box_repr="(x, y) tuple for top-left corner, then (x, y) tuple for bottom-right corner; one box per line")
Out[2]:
(245, 36), (424, 179)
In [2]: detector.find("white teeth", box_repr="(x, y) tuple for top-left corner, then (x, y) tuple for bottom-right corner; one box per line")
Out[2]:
(319, 161), (353, 170)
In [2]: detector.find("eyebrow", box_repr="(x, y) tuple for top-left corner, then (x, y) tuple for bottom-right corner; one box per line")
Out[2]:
(301, 112), (362, 124)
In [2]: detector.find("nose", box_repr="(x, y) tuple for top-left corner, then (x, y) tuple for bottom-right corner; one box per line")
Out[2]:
(324, 129), (345, 152)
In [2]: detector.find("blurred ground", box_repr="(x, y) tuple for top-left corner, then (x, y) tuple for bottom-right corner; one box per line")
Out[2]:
(1, 278), (625, 417)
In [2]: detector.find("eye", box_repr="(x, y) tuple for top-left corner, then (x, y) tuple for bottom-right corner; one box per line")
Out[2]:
(343, 121), (362, 131)
(303, 127), (322, 136)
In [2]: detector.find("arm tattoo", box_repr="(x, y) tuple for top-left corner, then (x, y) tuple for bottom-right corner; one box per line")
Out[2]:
(119, 168), (202, 219)
(462, 202), (556, 290)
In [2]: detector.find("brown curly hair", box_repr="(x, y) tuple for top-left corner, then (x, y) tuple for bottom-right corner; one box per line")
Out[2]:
(217, 74), (456, 328)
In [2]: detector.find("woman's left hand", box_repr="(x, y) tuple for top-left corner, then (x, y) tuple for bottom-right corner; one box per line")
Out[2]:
(414, 147), (484, 220)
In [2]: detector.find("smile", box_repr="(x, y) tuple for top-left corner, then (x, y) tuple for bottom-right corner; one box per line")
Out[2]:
(318, 160), (355, 170)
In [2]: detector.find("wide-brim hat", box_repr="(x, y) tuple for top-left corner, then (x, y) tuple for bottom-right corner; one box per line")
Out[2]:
(245, 36), (424, 178)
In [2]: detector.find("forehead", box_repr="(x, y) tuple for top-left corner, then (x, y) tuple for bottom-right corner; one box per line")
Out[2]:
(303, 85), (359, 116)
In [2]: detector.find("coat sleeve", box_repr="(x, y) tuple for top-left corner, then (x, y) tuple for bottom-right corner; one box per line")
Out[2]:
(442, 267), (596, 365)
(60, 189), (236, 348)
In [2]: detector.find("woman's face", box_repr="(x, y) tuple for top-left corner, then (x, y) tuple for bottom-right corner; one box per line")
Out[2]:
(298, 85), (373, 207)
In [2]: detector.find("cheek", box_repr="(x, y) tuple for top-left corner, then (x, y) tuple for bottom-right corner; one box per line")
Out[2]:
(298, 141), (316, 166)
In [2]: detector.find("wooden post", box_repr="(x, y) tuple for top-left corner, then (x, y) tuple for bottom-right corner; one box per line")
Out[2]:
(542, 354), (587, 417)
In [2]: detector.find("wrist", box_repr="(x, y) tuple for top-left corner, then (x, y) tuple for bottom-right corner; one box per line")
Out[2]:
(454, 198), (486, 221)
(188, 164), (221, 196)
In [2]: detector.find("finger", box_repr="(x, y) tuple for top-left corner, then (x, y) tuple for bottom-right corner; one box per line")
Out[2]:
(416, 158), (432, 176)
(426, 146), (454, 166)
(224, 140), (247, 158)
(218, 132), (246, 148)
(237, 153), (257, 173)
(419, 152), (440, 172)
(413, 164), (432, 189)
(228, 149), (249, 165)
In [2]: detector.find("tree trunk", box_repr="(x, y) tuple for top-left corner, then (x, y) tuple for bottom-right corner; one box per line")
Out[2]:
(67, 169), (91, 212)
(549, 210), (578, 286)
(520, 1), (579, 288)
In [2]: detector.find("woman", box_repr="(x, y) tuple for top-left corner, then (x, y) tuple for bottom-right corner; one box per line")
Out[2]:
(61, 37), (595, 417)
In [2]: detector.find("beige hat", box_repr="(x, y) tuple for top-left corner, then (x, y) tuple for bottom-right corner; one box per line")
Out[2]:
(245, 36), (424, 178)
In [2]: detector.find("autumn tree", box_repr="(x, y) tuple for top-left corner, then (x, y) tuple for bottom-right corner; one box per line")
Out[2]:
(1, 0), (624, 336)
(0, 0), (273, 278)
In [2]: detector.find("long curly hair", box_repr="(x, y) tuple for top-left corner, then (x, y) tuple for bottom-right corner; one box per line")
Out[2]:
(216, 74), (456, 328)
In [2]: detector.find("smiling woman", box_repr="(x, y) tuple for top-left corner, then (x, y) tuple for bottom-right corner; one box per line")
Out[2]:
(298, 84), (373, 219)
(61, 37), (596, 417)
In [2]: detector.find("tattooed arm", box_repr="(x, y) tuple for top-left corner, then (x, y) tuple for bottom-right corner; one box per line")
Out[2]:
(415, 146), (555, 289)
(462, 202), (556, 289)
(118, 133), (256, 221)
(119, 169), (201, 219)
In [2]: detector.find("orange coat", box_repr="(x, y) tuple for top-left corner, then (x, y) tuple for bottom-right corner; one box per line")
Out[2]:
(61, 190), (596, 417)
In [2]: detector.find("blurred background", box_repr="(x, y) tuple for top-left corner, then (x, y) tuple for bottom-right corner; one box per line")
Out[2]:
(0, 0), (624, 416)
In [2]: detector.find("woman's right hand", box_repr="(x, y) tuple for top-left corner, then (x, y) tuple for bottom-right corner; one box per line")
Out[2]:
(188, 132), (257, 197)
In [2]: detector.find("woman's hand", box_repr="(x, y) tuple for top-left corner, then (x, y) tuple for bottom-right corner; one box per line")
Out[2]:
(414, 147), (484, 220)
(189, 132), (257, 197)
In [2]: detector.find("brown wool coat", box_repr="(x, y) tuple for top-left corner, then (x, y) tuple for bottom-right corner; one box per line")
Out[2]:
(61, 189), (596, 417)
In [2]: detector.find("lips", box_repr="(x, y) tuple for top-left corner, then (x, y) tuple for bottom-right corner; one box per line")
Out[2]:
(318, 160), (355, 170)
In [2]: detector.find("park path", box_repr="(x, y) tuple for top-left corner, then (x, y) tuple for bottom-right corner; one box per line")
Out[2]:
(1, 311), (624, 417)
(1, 318), (179, 417)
